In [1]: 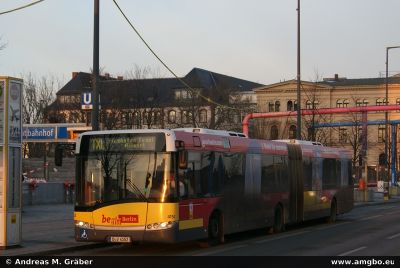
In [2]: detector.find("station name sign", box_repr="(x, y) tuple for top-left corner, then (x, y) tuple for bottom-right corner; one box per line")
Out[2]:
(22, 124), (91, 142)
(23, 126), (68, 140)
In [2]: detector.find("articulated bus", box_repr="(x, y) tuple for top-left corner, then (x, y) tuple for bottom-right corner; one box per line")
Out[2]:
(74, 128), (353, 244)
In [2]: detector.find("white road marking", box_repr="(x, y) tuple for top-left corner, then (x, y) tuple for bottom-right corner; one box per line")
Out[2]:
(338, 246), (367, 256)
(360, 214), (384, 221)
(387, 233), (400, 240)
(253, 230), (310, 244)
(193, 245), (248, 256)
(315, 222), (351, 231)
(384, 211), (399, 216)
(383, 206), (397, 210)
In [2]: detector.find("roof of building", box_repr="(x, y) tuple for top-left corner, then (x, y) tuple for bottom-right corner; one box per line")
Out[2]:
(318, 76), (400, 87)
(56, 68), (263, 96)
(254, 75), (400, 93)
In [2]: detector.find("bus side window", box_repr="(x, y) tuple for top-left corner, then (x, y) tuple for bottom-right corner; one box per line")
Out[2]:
(273, 155), (287, 191)
(336, 159), (342, 186)
(212, 153), (225, 194)
(303, 157), (312, 191)
(261, 155), (274, 193)
(178, 151), (201, 199)
(347, 160), (353, 186)
(224, 152), (244, 192)
(322, 158), (336, 189)
(200, 152), (212, 196)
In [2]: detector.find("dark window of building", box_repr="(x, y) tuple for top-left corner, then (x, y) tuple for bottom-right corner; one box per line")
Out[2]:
(275, 101), (280, 112)
(287, 100), (293, 111)
(378, 125), (385, 143)
(289, 125), (297, 139)
(268, 102), (274, 112)
(270, 125), (279, 140)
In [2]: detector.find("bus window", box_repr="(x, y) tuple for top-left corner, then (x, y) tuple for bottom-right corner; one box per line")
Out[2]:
(223, 153), (244, 192)
(322, 158), (337, 189)
(177, 151), (202, 199)
(336, 159), (342, 186)
(303, 157), (312, 191)
(213, 153), (225, 194)
(274, 155), (289, 191)
(312, 157), (322, 191)
(261, 155), (274, 193)
(347, 160), (353, 186)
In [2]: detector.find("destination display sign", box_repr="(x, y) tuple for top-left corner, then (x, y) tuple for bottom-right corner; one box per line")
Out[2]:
(85, 133), (166, 153)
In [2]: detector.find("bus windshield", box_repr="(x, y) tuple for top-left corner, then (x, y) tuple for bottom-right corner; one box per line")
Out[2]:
(75, 134), (177, 208)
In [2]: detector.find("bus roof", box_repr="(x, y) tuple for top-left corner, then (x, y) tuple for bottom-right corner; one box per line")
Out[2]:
(174, 128), (247, 138)
(75, 128), (351, 159)
(273, 139), (323, 146)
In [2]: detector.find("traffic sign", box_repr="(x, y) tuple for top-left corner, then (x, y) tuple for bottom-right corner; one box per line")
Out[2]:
(81, 92), (93, 110)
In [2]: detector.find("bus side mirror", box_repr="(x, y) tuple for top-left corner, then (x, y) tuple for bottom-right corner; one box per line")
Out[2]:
(55, 145), (63, 167)
(178, 151), (188, 169)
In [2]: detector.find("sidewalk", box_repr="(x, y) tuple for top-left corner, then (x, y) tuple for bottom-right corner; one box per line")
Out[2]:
(1, 204), (104, 256)
(354, 191), (400, 207)
(2, 194), (400, 256)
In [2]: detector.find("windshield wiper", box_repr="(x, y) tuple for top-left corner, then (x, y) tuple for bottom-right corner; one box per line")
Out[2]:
(126, 179), (147, 201)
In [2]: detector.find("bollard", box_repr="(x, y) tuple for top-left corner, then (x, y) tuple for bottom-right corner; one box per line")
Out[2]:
(384, 181), (390, 201)
(70, 183), (75, 204)
(384, 190), (389, 201)
(64, 182), (71, 203)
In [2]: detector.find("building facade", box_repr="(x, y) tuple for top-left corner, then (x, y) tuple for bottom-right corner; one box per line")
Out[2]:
(254, 75), (400, 179)
(46, 68), (263, 133)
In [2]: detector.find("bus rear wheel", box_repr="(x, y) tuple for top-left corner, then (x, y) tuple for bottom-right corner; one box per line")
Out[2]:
(273, 206), (284, 233)
(208, 212), (224, 245)
(327, 200), (337, 223)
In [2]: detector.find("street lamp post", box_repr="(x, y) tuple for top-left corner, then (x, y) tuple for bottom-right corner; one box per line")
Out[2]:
(296, 0), (301, 140)
(385, 46), (400, 183)
(91, 0), (100, 131)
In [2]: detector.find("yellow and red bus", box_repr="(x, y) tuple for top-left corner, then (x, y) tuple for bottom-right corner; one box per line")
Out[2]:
(74, 128), (353, 244)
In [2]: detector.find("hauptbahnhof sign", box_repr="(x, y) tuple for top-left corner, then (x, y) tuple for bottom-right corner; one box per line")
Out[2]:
(22, 124), (91, 142)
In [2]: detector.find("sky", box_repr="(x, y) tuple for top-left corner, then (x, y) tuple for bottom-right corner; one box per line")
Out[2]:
(1, 0), (400, 86)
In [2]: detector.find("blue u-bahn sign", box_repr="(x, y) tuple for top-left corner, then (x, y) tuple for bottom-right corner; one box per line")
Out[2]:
(81, 92), (93, 110)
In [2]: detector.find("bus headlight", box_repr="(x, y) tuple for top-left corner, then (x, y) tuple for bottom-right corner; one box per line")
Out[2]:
(146, 221), (174, 230)
(75, 221), (94, 229)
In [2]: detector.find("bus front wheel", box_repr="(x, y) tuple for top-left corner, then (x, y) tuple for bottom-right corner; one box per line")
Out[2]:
(208, 212), (224, 245)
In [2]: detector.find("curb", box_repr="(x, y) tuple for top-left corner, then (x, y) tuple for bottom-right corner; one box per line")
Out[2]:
(10, 243), (111, 256)
(354, 197), (400, 208)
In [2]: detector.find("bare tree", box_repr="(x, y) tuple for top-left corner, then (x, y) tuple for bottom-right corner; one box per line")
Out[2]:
(100, 65), (165, 130)
(124, 64), (164, 80)
(22, 73), (59, 124)
(301, 76), (330, 144)
(22, 73), (59, 157)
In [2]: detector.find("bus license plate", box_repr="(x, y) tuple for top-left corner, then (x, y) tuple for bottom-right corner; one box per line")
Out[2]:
(109, 236), (131, 243)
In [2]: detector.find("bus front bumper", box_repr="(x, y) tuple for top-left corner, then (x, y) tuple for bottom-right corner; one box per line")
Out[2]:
(75, 223), (179, 244)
